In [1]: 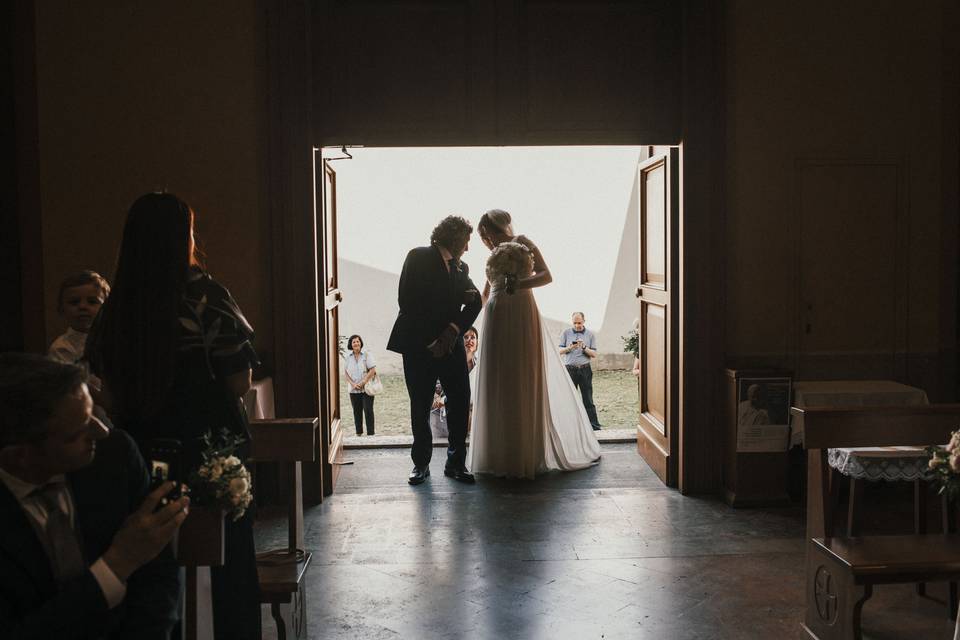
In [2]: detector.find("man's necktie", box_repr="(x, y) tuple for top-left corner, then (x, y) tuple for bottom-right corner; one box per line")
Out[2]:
(31, 482), (86, 582)
(447, 258), (458, 273)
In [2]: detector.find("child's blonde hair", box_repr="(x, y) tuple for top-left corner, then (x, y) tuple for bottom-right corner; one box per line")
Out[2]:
(57, 270), (111, 312)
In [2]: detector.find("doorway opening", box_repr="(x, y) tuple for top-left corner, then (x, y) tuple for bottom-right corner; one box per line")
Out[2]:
(329, 145), (640, 436)
(315, 145), (681, 490)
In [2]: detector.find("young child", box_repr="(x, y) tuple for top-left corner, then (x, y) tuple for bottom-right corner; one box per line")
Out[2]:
(48, 270), (110, 365)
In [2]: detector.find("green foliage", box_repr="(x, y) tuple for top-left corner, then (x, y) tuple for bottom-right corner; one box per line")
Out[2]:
(621, 329), (639, 356)
(926, 437), (960, 504)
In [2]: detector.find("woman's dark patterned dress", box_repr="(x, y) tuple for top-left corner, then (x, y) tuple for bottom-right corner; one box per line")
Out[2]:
(122, 270), (262, 639)
(172, 270), (261, 639)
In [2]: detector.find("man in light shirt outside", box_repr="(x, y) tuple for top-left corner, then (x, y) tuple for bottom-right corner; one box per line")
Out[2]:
(559, 312), (602, 430)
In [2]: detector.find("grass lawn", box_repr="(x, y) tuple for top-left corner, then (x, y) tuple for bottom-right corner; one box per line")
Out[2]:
(341, 369), (640, 436)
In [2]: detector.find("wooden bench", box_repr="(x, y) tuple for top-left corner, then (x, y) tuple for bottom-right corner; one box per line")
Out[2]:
(808, 535), (960, 640)
(250, 418), (319, 640)
(175, 505), (224, 640)
(800, 405), (960, 640)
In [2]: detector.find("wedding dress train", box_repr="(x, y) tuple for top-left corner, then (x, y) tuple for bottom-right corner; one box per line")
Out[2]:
(469, 280), (602, 479)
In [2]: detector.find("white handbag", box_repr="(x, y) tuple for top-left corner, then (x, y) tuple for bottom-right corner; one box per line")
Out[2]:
(363, 374), (384, 396)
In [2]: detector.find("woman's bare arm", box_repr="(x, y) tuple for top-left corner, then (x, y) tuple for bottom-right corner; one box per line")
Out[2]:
(513, 235), (553, 290)
(359, 366), (377, 386)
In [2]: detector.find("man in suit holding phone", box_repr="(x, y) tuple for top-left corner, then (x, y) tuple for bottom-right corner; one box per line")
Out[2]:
(388, 216), (483, 485)
(0, 353), (187, 639)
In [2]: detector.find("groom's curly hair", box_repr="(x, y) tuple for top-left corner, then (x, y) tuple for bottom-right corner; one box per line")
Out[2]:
(430, 216), (473, 249)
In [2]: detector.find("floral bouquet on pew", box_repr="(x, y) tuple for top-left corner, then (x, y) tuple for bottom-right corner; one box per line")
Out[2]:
(926, 429), (960, 503)
(190, 430), (254, 521)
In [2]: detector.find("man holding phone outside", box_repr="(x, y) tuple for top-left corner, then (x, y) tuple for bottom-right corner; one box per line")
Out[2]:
(0, 353), (186, 639)
(559, 312), (602, 430)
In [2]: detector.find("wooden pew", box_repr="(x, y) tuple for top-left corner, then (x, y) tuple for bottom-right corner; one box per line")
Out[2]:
(175, 505), (225, 640)
(250, 418), (318, 640)
(800, 405), (960, 640)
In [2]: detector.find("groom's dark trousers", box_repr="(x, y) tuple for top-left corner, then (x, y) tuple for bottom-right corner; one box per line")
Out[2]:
(387, 245), (482, 470)
(402, 344), (471, 468)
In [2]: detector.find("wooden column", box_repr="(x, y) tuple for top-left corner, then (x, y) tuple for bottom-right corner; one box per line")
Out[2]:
(678, 0), (726, 494)
(266, 0), (324, 504)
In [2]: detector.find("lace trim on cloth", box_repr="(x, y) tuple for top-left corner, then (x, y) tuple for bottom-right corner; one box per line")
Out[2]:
(828, 447), (933, 481)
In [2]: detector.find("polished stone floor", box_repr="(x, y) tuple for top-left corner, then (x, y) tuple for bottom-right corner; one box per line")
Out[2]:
(255, 444), (956, 639)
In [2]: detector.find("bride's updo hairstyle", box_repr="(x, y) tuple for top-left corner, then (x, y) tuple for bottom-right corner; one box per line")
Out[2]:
(478, 209), (514, 240)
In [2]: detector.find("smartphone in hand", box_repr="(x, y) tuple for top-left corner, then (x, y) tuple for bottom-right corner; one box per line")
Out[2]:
(147, 438), (183, 506)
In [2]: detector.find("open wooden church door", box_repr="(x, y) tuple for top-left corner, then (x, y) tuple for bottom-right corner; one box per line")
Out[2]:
(634, 148), (680, 487)
(315, 149), (345, 495)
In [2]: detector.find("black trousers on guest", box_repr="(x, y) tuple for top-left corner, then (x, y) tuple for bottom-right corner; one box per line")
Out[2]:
(349, 392), (375, 435)
(566, 364), (600, 427)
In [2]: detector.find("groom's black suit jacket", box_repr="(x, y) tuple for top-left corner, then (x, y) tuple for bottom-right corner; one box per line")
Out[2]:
(387, 245), (482, 354)
(0, 428), (180, 640)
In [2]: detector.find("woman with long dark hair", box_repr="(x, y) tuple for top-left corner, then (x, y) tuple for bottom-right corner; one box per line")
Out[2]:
(87, 192), (260, 638)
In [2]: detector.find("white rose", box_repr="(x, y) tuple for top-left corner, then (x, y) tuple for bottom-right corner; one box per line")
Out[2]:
(947, 432), (960, 453)
(225, 456), (241, 467)
(230, 477), (249, 495)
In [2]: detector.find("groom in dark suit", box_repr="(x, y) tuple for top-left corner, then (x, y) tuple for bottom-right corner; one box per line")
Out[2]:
(0, 353), (187, 639)
(388, 216), (483, 484)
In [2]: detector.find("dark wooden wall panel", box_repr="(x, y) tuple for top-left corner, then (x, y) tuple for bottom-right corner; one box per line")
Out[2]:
(8, 0), (44, 353)
(514, 0), (680, 138)
(312, 0), (682, 145)
(315, 0), (496, 144)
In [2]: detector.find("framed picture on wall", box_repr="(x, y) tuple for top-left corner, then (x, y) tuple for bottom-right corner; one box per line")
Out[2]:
(736, 376), (791, 452)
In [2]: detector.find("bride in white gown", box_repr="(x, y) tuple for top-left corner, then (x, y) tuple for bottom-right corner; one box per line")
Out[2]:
(469, 209), (601, 479)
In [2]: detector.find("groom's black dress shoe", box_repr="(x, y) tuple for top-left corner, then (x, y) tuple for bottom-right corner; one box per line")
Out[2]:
(444, 467), (476, 484)
(408, 466), (430, 485)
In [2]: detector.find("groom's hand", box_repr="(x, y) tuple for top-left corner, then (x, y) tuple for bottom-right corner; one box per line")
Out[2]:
(429, 325), (458, 358)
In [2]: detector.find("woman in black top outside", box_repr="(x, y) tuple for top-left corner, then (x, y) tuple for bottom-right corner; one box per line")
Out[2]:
(88, 192), (260, 639)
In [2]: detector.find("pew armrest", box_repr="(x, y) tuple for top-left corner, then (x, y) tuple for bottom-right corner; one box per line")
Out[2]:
(249, 418), (319, 462)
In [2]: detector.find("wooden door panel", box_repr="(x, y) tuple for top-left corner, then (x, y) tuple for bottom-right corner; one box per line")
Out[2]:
(641, 302), (666, 429)
(642, 162), (666, 285)
(635, 149), (679, 487)
(797, 162), (900, 379)
(316, 153), (344, 496)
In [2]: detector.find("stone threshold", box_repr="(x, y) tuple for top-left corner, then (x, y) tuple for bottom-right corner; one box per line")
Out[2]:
(344, 428), (637, 449)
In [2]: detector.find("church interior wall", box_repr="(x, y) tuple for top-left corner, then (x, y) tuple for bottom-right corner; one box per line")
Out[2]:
(723, 0), (959, 400)
(29, 1), (274, 367)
